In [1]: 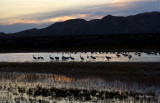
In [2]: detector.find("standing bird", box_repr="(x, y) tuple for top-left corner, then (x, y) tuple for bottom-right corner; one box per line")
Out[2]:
(62, 53), (70, 61)
(80, 55), (84, 61)
(128, 55), (132, 59)
(116, 54), (121, 57)
(33, 55), (37, 60)
(49, 55), (54, 60)
(138, 53), (141, 56)
(91, 56), (96, 60)
(40, 56), (44, 60)
(55, 56), (59, 61)
(69, 54), (75, 60)
(122, 53), (128, 57)
(106, 56), (111, 60)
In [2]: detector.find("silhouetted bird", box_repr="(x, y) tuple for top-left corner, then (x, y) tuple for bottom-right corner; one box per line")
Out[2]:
(116, 54), (120, 57)
(37, 57), (41, 59)
(106, 56), (111, 60)
(33, 55), (37, 60)
(122, 53), (128, 56)
(62, 54), (70, 60)
(69, 54), (75, 60)
(40, 56), (44, 60)
(138, 53), (141, 56)
(55, 56), (59, 61)
(49, 55), (54, 60)
(80, 55), (84, 61)
(91, 56), (96, 60)
(128, 55), (132, 59)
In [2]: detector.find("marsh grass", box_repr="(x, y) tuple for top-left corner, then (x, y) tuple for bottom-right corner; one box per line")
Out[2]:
(0, 71), (160, 103)
(0, 62), (160, 102)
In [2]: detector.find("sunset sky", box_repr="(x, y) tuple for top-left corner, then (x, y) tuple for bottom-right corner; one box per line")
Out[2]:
(0, 0), (160, 33)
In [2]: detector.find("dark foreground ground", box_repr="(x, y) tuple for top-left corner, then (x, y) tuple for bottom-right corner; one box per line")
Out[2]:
(0, 62), (160, 86)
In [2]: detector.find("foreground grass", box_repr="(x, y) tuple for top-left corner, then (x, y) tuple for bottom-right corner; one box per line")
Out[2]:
(0, 62), (160, 103)
(0, 62), (160, 85)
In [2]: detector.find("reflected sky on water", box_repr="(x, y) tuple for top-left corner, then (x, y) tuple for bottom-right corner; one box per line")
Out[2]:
(0, 52), (160, 62)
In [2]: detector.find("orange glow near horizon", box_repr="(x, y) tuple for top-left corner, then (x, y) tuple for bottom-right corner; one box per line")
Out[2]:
(50, 16), (75, 22)
(7, 20), (38, 25)
(50, 14), (89, 22)
(2, 14), (90, 25)
(0, 0), (157, 26)
(54, 75), (74, 83)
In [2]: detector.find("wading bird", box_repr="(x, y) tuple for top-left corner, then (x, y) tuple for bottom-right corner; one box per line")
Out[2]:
(33, 55), (37, 60)
(40, 56), (44, 60)
(69, 54), (75, 60)
(37, 56), (41, 59)
(122, 53), (128, 57)
(138, 53), (141, 56)
(128, 55), (132, 59)
(55, 56), (59, 61)
(116, 54), (121, 57)
(91, 56), (96, 60)
(80, 55), (84, 61)
(106, 56), (111, 60)
(49, 55), (54, 60)
(62, 54), (70, 60)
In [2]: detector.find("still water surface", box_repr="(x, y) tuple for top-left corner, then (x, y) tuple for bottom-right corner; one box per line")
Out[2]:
(0, 52), (160, 62)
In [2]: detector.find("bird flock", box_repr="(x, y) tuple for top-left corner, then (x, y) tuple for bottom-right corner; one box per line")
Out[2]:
(32, 52), (160, 62)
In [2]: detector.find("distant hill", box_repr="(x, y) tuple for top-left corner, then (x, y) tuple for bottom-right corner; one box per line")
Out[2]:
(1, 12), (160, 52)
(5, 11), (160, 37)
(0, 32), (5, 37)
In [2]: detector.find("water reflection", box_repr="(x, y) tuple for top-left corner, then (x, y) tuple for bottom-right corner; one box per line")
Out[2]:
(0, 52), (160, 62)
(0, 72), (160, 103)
(54, 75), (74, 83)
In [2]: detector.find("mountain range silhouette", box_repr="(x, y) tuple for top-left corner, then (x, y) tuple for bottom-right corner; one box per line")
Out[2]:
(1, 12), (160, 51)
(1, 11), (160, 37)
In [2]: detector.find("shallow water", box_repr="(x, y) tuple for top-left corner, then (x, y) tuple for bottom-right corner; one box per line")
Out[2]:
(0, 52), (160, 62)
(0, 72), (160, 103)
